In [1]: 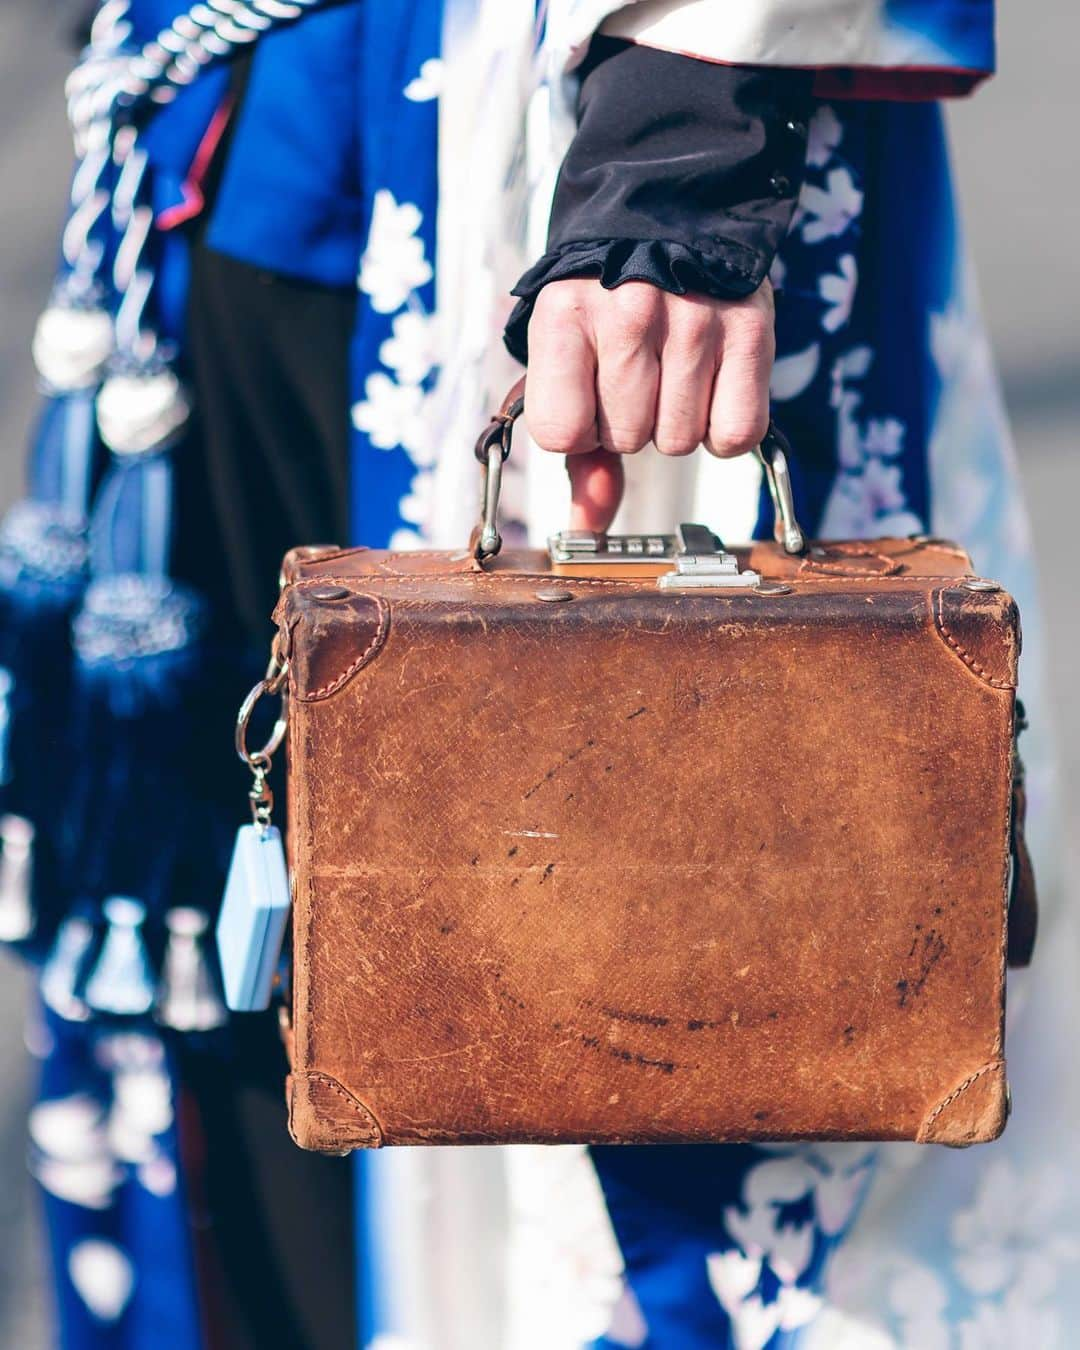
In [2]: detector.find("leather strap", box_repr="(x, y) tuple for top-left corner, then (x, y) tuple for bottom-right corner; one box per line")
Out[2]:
(1007, 770), (1038, 967)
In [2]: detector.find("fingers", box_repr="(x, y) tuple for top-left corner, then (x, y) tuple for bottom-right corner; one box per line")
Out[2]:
(524, 278), (777, 468)
(594, 284), (660, 454)
(653, 296), (718, 457)
(524, 285), (597, 454)
(567, 449), (624, 533)
(706, 289), (774, 458)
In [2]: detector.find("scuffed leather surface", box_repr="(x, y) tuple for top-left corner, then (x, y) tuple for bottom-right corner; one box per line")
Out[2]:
(278, 539), (1019, 1151)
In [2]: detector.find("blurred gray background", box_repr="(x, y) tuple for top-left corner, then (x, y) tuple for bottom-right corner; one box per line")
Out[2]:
(1, 2), (1077, 1344)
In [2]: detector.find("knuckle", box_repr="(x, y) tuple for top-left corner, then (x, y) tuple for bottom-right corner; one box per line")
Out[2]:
(606, 317), (654, 353)
(654, 433), (701, 457)
(606, 289), (662, 348)
(674, 303), (718, 343)
(709, 409), (769, 457)
(527, 416), (590, 454)
(597, 421), (649, 455)
(535, 280), (591, 320)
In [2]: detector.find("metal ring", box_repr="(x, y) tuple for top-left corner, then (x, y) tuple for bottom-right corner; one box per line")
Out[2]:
(235, 665), (289, 770)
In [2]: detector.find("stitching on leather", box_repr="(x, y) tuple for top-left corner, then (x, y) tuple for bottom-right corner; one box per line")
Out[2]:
(299, 1071), (384, 1144)
(933, 588), (1014, 689)
(799, 554), (903, 577)
(921, 1060), (1002, 1131)
(285, 572), (977, 593)
(298, 594), (391, 701)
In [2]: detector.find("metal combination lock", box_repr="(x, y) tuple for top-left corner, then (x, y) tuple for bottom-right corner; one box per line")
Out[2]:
(549, 523), (763, 589)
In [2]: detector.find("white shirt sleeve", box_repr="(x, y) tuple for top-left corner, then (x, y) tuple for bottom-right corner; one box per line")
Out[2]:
(551, 0), (957, 74)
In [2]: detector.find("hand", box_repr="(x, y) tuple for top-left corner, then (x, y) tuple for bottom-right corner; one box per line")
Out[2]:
(524, 278), (775, 532)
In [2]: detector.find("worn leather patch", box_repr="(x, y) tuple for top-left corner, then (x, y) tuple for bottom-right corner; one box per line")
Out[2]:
(799, 541), (904, 577)
(281, 586), (390, 702)
(933, 587), (1020, 689)
(287, 1071), (384, 1151)
(917, 1061), (1008, 1145)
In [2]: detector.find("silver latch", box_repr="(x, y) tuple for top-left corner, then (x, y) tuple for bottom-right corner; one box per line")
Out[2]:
(548, 523), (762, 590)
(657, 524), (761, 590)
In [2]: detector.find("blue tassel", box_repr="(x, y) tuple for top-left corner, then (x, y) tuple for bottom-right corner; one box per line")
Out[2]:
(63, 571), (206, 912)
(0, 388), (102, 953)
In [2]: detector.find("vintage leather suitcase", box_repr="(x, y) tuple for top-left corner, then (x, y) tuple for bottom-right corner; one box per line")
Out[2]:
(262, 393), (1032, 1154)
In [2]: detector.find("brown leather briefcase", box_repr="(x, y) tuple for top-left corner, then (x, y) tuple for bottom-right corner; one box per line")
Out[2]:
(254, 391), (1033, 1154)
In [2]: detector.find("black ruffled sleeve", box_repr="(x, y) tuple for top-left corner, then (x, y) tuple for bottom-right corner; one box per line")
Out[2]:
(504, 37), (813, 364)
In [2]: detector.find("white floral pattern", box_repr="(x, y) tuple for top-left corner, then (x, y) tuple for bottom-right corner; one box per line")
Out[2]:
(68, 1239), (135, 1322)
(352, 372), (428, 457)
(705, 1145), (875, 1350)
(404, 58), (444, 102)
(806, 105), (843, 169)
(800, 169), (864, 246)
(379, 309), (438, 385)
(358, 190), (434, 315)
(819, 254), (858, 333)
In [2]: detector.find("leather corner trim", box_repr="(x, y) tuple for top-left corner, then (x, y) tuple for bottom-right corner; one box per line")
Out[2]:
(917, 1060), (1007, 1145)
(289, 588), (391, 703)
(932, 587), (1018, 690)
(287, 1071), (385, 1152)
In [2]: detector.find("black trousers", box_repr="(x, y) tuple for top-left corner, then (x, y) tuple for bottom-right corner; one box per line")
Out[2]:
(173, 231), (358, 1350)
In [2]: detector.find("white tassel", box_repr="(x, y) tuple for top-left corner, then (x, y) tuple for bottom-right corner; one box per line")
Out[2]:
(0, 815), (35, 942)
(96, 369), (191, 456)
(32, 305), (114, 393)
(155, 907), (227, 1031)
(40, 916), (96, 1022)
(84, 897), (155, 1016)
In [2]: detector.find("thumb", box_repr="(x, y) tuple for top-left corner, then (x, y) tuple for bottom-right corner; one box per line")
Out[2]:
(566, 449), (624, 533)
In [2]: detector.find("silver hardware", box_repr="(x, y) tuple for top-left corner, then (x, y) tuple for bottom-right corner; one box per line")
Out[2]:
(550, 522), (767, 590)
(480, 396), (806, 563)
(755, 425), (805, 555)
(550, 530), (677, 565)
(473, 394), (521, 562)
(478, 439), (504, 559)
(659, 522), (761, 590)
(235, 656), (289, 771)
(755, 583), (794, 596)
(676, 523), (720, 556)
(309, 585), (349, 601)
(962, 578), (1001, 593)
(535, 589), (573, 603)
(236, 651), (289, 835)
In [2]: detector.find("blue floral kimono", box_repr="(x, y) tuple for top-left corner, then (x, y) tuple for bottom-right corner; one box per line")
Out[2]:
(11, 2), (1075, 1348)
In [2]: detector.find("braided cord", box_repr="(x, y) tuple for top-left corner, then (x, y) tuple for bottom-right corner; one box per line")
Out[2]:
(60, 0), (330, 367)
(68, 0), (328, 148)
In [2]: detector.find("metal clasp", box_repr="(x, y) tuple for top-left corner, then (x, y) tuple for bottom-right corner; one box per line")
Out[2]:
(656, 523), (761, 591)
(755, 424), (805, 555)
(235, 650), (289, 834)
(473, 395), (522, 561)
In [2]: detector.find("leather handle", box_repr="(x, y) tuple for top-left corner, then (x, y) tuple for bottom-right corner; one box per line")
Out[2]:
(472, 380), (805, 562)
